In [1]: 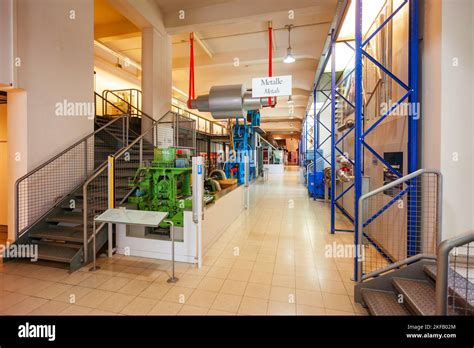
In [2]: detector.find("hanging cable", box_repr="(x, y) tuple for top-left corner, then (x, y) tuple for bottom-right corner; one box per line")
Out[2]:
(187, 32), (195, 109)
(268, 22), (273, 107)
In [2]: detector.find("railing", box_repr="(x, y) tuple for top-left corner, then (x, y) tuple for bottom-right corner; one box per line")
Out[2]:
(81, 107), (180, 262)
(15, 93), (132, 239)
(357, 169), (442, 281)
(436, 230), (474, 315)
(103, 88), (227, 137)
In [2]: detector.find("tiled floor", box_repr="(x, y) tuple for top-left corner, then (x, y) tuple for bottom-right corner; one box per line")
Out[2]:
(0, 167), (366, 315)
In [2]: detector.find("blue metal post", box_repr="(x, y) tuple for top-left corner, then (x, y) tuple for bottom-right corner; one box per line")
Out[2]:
(353, 0), (363, 280)
(313, 86), (318, 199)
(407, 0), (419, 256)
(330, 30), (336, 234)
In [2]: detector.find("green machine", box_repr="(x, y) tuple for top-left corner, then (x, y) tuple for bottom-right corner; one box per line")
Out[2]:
(128, 147), (192, 228)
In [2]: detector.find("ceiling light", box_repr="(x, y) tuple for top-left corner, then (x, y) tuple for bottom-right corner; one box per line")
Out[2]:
(283, 25), (296, 64)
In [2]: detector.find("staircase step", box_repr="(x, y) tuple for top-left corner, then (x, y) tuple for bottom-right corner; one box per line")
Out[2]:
(424, 264), (474, 314)
(30, 225), (87, 243)
(46, 212), (83, 224)
(392, 278), (436, 315)
(361, 289), (410, 316)
(36, 243), (81, 263)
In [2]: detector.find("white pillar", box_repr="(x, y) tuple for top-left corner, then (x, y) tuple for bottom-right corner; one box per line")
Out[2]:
(141, 26), (172, 134)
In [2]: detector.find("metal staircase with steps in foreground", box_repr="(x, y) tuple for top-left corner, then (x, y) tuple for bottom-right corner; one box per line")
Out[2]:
(9, 93), (158, 271)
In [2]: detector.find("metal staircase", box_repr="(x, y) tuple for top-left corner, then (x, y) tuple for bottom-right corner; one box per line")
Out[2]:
(354, 168), (474, 316)
(10, 93), (158, 271)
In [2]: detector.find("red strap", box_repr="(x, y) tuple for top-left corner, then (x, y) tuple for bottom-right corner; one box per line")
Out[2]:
(268, 25), (273, 107)
(187, 33), (195, 109)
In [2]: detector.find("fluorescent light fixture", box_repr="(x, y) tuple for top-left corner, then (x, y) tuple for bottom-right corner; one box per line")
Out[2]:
(283, 25), (296, 64)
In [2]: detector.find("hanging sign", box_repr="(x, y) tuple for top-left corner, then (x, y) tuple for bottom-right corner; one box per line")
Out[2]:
(252, 75), (292, 98)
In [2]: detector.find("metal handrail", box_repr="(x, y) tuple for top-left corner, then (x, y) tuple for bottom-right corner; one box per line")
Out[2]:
(81, 110), (173, 262)
(15, 93), (131, 238)
(435, 230), (474, 315)
(357, 168), (443, 281)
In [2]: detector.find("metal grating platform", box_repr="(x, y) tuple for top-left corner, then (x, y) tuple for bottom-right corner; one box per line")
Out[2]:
(361, 289), (410, 316)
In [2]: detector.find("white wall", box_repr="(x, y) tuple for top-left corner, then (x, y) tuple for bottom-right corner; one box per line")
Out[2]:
(14, 0), (94, 170)
(438, 0), (474, 239)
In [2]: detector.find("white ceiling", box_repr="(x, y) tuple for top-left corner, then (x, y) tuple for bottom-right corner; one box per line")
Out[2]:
(96, 0), (339, 135)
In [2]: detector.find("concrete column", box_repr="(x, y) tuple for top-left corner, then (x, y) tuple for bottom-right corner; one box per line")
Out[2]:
(141, 26), (172, 135)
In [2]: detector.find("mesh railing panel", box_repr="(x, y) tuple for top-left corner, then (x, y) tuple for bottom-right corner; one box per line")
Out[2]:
(360, 172), (440, 277)
(16, 94), (132, 238)
(448, 242), (474, 315)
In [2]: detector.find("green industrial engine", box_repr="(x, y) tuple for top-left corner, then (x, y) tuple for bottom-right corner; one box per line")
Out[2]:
(128, 147), (192, 228)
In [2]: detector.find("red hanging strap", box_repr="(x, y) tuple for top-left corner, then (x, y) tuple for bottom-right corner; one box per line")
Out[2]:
(268, 23), (273, 107)
(187, 32), (195, 109)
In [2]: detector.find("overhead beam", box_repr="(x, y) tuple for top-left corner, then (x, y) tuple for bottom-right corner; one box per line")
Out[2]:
(162, 0), (337, 34)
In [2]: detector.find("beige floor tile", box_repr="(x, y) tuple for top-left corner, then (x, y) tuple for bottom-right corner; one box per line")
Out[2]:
(97, 293), (135, 313)
(0, 292), (29, 311)
(295, 275), (320, 291)
(89, 308), (117, 315)
(78, 274), (112, 289)
(271, 274), (295, 288)
(322, 293), (354, 312)
(3, 297), (48, 315)
(116, 266), (145, 279)
(232, 260), (255, 271)
(60, 304), (93, 315)
(35, 283), (73, 300)
(274, 263), (295, 276)
(178, 304), (208, 315)
(29, 300), (71, 315)
(295, 289), (324, 307)
(325, 308), (356, 315)
(76, 289), (113, 308)
(244, 283), (271, 300)
(17, 279), (53, 296)
(140, 283), (173, 300)
(176, 274), (203, 288)
(120, 296), (158, 315)
(206, 266), (231, 279)
(317, 268), (342, 281)
(207, 309), (235, 315)
(248, 271), (273, 285)
(227, 268), (251, 282)
(220, 279), (247, 296)
(59, 272), (93, 286)
(149, 300), (182, 315)
(253, 262), (274, 273)
(186, 289), (218, 308)
(54, 286), (93, 304)
(319, 279), (347, 295)
(267, 300), (296, 315)
(118, 279), (152, 296)
(296, 304), (325, 315)
(269, 286), (296, 303)
(197, 277), (224, 292)
(211, 293), (242, 312)
(135, 269), (166, 282)
(98, 277), (129, 292)
(237, 296), (268, 315)
(162, 286), (194, 304)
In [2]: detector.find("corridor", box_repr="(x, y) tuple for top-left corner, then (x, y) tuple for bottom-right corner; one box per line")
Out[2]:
(0, 168), (363, 316)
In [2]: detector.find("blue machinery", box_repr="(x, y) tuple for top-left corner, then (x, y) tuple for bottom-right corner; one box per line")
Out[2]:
(302, 0), (420, 280)
(224, 110), (260, 184)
